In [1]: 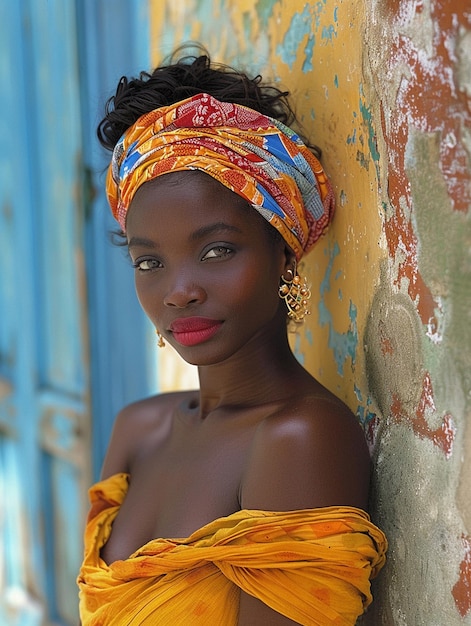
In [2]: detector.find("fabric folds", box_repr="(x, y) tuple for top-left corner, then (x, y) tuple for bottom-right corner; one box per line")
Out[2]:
(78, 473), (387, 625)
(106, 93), (335, 260)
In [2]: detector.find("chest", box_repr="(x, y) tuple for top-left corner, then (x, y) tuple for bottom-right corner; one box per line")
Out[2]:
(101, 415), (256, 563)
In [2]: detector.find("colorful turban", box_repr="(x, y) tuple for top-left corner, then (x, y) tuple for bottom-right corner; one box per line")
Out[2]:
(106, 93), (335, 259)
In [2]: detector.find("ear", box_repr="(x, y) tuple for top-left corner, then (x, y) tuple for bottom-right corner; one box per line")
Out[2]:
(281, 246), (297, 275)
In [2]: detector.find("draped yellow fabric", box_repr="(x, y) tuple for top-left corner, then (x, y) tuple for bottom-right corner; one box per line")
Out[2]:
(78, 473), (387, 625)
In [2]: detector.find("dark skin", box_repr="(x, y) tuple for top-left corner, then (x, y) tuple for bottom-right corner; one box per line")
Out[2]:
(99, 171), (370, 625)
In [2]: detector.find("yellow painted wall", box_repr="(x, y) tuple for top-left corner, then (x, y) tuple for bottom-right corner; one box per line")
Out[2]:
(149, 1), (471, 623)
(149, 1), (386, 419)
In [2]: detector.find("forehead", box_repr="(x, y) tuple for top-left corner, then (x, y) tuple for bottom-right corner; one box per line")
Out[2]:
(126, 170), (275, 240)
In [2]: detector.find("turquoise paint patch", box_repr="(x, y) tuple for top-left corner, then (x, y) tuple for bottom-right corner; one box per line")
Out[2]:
(321, 24), (337, 42)
(334, 74), (339, 88)
(346, 128), (357, 145)
(255, 0), (280, 29)
(302, 34), (315, 72)
(333, 6), (339, 22)
(359, 96), (380, 161)
(319, 243), (358, 376)
(357, 404), (377, 428)
(354, 384), (362, 401)
(276, 6), (312, 70)
(277, 2), (331, 70)
(359, 84), (380, 179)
(312, 0), (328, 30)
(354, 385), (377, 428)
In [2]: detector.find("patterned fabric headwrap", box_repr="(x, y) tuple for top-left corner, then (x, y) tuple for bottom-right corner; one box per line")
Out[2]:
(106, 93), (335, 260)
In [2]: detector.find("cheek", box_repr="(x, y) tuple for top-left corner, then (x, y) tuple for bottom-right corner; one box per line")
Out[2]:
(134, 277), (160, 320)
(222, 262), (280, 313)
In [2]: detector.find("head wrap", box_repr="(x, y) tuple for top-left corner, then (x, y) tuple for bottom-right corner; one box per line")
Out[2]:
(106, 93), (334, 259)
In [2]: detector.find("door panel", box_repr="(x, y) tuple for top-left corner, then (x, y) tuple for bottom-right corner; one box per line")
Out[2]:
(1, 1), (152, 623)
(0, 1), (90, 623)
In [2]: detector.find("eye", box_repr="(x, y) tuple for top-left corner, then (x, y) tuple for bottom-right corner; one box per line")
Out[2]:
(132, 257), (162, 272)
(201, 246), (234, 261)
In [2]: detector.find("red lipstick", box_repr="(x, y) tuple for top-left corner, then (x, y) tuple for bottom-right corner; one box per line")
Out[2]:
(169, 317), (222, 347)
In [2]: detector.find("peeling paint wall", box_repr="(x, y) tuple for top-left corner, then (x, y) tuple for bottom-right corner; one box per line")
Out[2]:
(363, 2), (471, 623)
(149, 1), (471, 623)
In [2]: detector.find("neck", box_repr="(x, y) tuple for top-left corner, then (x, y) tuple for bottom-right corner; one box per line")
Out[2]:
(194, 317), (309, 417)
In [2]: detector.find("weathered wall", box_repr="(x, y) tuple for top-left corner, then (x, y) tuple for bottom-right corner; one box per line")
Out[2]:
(149, 1), (471, 623)
(363, 2), (471, 624)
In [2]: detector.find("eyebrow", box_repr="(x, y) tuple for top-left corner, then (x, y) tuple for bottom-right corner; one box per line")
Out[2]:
(128, 223), (242, 249)
(127, 236), (157, 250)
(189, 222), (242, 241)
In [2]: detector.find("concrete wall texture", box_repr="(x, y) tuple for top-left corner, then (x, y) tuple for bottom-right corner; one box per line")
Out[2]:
(150, 1), (471, 624)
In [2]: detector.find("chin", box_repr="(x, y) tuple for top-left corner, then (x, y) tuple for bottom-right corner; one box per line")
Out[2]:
(171, 342), (238, 368)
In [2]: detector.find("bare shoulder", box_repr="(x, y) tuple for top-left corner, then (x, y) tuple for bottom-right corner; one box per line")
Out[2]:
(100, 390), (195, 480)
(240, 390), (371, 512)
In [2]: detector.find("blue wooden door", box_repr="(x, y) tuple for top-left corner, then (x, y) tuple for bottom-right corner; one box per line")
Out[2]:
(78, 0), (154, 482)
(0, 1), (151, 624)
(0, 2), (91, 623)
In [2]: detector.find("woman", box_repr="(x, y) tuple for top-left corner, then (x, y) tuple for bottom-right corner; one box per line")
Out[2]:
(77, 47), (387, 625)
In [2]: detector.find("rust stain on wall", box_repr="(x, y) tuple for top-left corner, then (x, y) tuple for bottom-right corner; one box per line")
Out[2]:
(364, 0), (471, 622)
(391, 371), (456, 458)
(452, 534), (471, 618)
(374, 0), (467, 494)
(380, 2), (471, 336)
(383, 0), (471, 213)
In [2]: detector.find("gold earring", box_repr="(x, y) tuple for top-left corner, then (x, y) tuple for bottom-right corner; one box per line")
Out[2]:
(155, 329), (165, 348)
(278, 268), (311, 323)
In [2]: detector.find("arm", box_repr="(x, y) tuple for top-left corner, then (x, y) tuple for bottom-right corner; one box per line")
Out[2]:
(100, 394), (172, 479)
(237, 399), (370, 625)
(100, 391), (184, 480)
(100, 405), (137, 479)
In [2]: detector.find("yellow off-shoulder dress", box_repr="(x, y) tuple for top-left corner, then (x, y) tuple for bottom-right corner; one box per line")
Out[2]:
(77, 473), (387, 625)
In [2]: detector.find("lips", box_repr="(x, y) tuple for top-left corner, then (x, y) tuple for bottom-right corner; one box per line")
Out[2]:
(169, 317), (223, 347)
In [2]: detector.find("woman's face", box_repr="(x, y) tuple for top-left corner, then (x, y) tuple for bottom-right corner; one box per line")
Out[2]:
(126, 172), (290, 365)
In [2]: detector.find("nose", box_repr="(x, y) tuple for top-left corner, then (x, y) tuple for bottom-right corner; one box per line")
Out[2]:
(163, 273), (207, 308)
